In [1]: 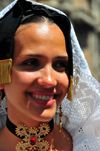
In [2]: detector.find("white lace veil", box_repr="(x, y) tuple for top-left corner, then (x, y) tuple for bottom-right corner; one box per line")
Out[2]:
(61, 24), (100, 150)
(0, 1), (100, 151)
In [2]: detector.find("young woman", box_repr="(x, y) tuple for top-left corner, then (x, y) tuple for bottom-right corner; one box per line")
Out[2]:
(0, 0), (100, 151)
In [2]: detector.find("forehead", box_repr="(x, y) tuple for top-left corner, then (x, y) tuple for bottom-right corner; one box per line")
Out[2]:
(15, 21), (65, 39)
(14, 22), (67, 58)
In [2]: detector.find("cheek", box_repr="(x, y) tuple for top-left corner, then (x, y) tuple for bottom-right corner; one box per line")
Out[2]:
(56, 73), (69, 108)
(4, 70), (38, 98)
(57, 73), (69, 94)
(11, 69), (39, 88)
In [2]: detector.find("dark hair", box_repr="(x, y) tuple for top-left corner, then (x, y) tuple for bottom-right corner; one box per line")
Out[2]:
(21, 15), (54, 25)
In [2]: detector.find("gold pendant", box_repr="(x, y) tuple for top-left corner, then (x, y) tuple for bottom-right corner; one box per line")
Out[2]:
(15, 123), (50, 151)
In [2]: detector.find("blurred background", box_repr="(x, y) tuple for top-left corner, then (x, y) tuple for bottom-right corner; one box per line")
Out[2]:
(0, 0), (100, 82)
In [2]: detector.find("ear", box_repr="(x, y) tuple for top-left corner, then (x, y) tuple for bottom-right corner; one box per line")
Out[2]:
(0, 85), (4, 90)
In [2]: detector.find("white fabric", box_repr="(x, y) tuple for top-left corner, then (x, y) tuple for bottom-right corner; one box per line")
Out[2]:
(0, 1), (100, 150)
(61, 24), (100, 151)
(0, 97), (7, 129)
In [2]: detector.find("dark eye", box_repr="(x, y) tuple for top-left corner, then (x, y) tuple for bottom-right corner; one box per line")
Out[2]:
(53, 61), (69, 72)
(23, 59), (39, 66)
(22, 59), (39, 70)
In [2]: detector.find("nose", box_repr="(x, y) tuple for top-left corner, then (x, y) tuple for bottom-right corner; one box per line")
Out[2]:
(37, 66), (57, 88)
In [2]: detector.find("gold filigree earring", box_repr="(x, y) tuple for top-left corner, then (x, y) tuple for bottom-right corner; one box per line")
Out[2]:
(67, 75), (73, 101)
(59, 104), (63, 132)
(0, 59), (12, 85)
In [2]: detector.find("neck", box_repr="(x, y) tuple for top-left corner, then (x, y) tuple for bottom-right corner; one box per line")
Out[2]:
(7, 105), (52, 127)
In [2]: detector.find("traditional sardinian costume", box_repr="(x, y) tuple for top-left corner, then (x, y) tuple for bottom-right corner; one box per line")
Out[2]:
(0, 0), (100, 150)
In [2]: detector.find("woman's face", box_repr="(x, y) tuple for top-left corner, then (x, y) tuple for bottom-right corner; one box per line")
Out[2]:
(4, 21), (69, 125)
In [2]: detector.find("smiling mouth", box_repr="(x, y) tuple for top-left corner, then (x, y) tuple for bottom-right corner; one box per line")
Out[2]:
(28, 93), (58, 101)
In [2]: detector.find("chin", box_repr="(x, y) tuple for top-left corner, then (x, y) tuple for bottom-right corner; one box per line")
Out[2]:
(34, 108), (56, 123)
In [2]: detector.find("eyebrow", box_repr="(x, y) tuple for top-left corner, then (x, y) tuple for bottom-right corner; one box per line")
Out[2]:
(18, 54), (69, 59)
(18, 54), (43, 58)
(56, 56), (68, 60)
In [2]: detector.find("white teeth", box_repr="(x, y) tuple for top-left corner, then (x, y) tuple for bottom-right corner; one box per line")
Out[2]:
(36, 95), (38, 99)
(46, 96), (50, 100)
(39, 95), (42, 99)
(42, 95), (46, 100)
(32, 94), (53, 101)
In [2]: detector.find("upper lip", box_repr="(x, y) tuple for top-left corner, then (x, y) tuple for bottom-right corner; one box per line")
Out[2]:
(28, 91), (58, 95)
